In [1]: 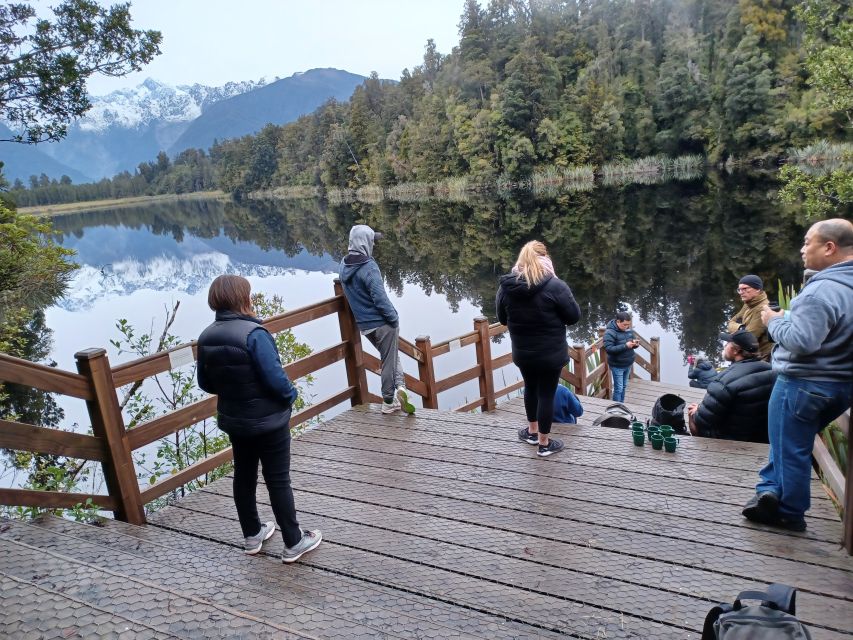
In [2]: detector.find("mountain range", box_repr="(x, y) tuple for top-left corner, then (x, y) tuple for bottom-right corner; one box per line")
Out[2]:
(0, 68), (366, 185)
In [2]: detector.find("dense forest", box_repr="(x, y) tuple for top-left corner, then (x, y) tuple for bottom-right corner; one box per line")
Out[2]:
(9, 0), (853, 207)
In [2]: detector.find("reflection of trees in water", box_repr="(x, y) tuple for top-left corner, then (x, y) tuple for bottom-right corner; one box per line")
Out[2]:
(51, 173), (809, 359)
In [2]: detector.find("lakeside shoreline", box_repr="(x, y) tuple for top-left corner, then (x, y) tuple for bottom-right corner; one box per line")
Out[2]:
(19, 190), (230, 218)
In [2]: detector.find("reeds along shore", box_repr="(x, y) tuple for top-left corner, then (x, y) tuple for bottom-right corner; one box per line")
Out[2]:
(251, 154), (708, 205)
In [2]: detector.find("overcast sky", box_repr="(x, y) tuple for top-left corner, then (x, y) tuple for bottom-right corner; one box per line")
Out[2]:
(85, 0), (464, 95)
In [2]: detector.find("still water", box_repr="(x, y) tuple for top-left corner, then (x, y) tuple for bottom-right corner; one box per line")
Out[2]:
(44, 173), (812, 423)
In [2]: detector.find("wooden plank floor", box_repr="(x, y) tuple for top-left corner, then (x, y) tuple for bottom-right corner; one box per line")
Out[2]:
(144, 381), (853, 640)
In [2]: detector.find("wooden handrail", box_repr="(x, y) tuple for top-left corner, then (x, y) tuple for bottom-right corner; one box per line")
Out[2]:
(0, 488), (116, 511)
(0, 352), (93, 400)
(0, 419), (106, 461)
(1, 279), (672, 530)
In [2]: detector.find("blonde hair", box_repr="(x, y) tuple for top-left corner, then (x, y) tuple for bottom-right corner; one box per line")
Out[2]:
(515, 240), (549, 287)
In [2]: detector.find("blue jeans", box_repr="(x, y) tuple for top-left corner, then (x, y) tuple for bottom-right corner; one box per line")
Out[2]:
(756, 375), (852, 519)
(611, 367), (631, 403)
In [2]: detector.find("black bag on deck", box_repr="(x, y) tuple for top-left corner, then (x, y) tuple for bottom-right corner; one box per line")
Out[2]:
(592, 402), (635, 429)
(701, 584), (812, 639)
(650, 393), (687, 434)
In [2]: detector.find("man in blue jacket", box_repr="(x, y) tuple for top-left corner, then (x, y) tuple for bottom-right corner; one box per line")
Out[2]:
(743, 218), (853, 531)
(339, 225), (414, 414)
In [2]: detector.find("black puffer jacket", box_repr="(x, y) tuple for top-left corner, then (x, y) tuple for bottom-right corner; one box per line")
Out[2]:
(693, 358), (777, 443)
(496, 273), (581, 370)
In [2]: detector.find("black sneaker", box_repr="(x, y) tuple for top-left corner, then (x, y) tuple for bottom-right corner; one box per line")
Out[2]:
(772, 515), (807, 532)
(537, 438), (564, 457)
(742, 491), (780, 524)
(518, 427), (538, 445)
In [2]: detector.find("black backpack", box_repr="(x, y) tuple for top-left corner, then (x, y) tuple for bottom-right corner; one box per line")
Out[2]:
(650, 393), (687, 434)
(701, 584), (812, 639)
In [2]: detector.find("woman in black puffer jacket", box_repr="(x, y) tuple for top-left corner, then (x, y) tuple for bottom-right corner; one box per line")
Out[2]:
(496, 241), (581, 457)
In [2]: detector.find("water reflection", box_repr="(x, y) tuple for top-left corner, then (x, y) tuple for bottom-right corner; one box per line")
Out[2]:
(49, 171), (810, 372)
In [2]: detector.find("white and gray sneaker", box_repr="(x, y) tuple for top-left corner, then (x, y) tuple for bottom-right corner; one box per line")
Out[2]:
(282, 529), (322, 563)
(244, 521), (276, 554)
(381, 397), (401, 414)
(396, 386), (416, 415)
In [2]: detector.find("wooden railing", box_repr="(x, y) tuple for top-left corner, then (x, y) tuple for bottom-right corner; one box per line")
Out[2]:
(0, 281), (661, 524)
(813, 406), (852, 554)
(27, 282), (853, 553)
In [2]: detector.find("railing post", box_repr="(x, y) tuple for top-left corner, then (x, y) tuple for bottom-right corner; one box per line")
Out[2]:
(415, 335), (439, 409)
(597, 327), (612, 399)
(75, 348), (145, 525)
(845, 404), (852, 555)
(334, 279), (369, 406)
(474, 317), (496, 412)
(571, 343), (588, 396)
(650, 336), (661, 382)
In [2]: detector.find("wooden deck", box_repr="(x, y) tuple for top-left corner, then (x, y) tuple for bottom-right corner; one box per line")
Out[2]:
(1, 380), (851, 639)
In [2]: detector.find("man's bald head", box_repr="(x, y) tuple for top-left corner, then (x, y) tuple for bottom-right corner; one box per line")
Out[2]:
(802, 218), (853, 270)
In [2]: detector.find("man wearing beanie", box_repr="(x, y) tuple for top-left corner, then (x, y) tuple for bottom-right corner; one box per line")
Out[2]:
(726, 274), (773, 361)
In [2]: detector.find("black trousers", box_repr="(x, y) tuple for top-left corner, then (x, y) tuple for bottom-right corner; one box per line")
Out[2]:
(518, 364), (562, 435)
(230, 426), (302, 547)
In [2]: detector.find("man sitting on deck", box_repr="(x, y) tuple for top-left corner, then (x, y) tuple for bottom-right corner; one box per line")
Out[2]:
(743, 218), (853, 532)
(686, 329), (775, 443)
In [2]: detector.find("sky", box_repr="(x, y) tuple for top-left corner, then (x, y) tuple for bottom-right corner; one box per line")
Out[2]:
(84, 0), (465, 95)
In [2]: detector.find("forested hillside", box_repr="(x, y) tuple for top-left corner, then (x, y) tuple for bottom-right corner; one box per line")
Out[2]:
(11, 0), (852, 206)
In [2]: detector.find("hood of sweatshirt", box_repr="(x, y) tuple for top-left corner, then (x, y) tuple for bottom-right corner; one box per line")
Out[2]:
(498, 272), (552, 298)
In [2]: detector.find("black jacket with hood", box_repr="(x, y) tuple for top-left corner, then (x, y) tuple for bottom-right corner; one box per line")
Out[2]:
(496, 273), (581, 370)
(693, 358), (777, 443)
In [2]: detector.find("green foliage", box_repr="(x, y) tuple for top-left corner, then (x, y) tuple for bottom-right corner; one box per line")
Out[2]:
(0, 1), (161, 143)
(796, 0), (853, 120)
(9, 0), (853, 207)
(0, 201), (77, 324)
(779, 163), (853, 218)
(778, 0), (853, 219)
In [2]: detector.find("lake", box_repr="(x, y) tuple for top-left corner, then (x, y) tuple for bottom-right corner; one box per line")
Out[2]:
(43, 172), (811, 427)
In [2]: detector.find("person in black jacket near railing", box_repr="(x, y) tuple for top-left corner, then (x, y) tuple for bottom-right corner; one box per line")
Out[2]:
(686, 328), (776, 443)
(497, 240), (581, 457)
(197, 274), (322, 564)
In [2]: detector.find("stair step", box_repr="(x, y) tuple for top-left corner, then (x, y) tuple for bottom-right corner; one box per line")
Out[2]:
(13, 515), (547, 639)
(1, 571), (181, 640)
(0, 530), (301, 639)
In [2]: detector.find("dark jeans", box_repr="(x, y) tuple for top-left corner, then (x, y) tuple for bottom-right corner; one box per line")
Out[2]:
(230, 426), (302, 547)
(518, 364), (563, 435)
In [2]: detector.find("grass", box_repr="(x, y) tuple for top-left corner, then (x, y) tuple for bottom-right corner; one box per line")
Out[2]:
(17, 191), (230, 218)
(786, 140), (853, 175)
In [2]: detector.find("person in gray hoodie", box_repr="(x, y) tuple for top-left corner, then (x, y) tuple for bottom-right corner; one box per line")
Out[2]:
(339, 225), (414, 415)
(743, 218), (853, 532)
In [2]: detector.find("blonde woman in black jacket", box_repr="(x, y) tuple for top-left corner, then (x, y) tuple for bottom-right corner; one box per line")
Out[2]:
(496, 241), (581, 457)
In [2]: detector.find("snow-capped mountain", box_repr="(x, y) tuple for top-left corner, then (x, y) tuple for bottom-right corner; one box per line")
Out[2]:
(19, 69), (365, 182)
(60, 251), (335, 312)
(77, 78), (266, 133)
(32, 78), (265, 180)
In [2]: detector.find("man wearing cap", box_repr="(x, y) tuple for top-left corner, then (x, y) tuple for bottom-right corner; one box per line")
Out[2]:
(687, 328), (776, 443)
(743, 218), (853, 532)
(339, 224), (415, 415)
(726, 274), (773, 361)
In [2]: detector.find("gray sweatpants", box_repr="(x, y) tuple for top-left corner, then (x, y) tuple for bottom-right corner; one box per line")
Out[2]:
(364, 324), (405, 402)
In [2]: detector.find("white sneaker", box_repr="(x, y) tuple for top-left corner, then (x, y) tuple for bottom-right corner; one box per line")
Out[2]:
(396, 387), (416, 415)
(282, 529), (322, 563)
(244, 521), (276, 554)
(381, 397), (401, 414)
